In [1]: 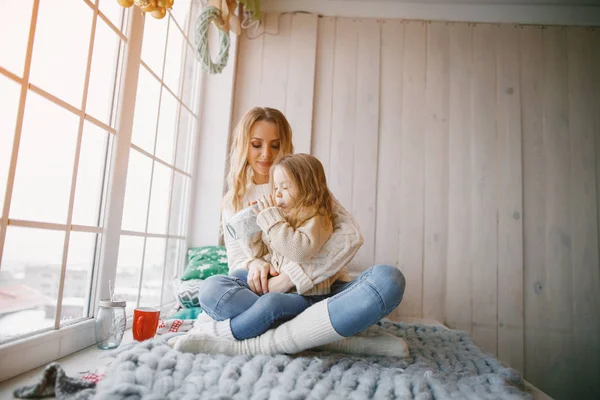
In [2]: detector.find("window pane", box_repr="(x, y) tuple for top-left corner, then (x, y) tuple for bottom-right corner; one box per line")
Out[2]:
(29, 0), (92, 107)
(98, 0), (124, 33)
(169, 172), (189, 236)
(86, 18), (122, 126)
(155, 90), (178, 164)
(163, 17), (186, 94)
(0, 227), (65, 344)
(115, 235), (144, 316)
(121, 149), (152, 232)
(182, 43), (198, 110)
(162, 238), (185, 307)
(131, 67), (160, 154)
(72, 122), (111, 227)
(0, 76), (21, 214)
(139, 237), (165, 308)
(175, 108), (196, 173)
(0, 0), (33, 77)
(60, 232), (97, 325)
(190, 66), (202, 114)
(147, 162), (172, 235)
(141, 13), (168, 77)
(10, 92), (78, 224)
(169, 0), (191, 32)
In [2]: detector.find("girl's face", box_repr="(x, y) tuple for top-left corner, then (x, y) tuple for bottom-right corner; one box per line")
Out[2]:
(247, 121), (281, 184)
(273, 166), (297, 209)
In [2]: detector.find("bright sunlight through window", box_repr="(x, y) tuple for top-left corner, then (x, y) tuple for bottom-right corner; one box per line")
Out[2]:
(0, 0), (200, 345)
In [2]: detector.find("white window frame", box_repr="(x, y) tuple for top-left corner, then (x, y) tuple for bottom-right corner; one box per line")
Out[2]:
(0, 0), (203, 381)
(116, 4), (202, 315)
(0, 0), (126, 343)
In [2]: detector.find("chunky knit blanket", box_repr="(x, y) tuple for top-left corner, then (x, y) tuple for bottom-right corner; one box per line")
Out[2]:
(22, 321), (533, 399)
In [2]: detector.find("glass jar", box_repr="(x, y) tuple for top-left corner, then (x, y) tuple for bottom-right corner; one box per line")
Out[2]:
(95, 300), (126, 350)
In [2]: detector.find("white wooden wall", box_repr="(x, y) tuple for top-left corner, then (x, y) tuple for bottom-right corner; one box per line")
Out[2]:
(231, 14), (600, 399)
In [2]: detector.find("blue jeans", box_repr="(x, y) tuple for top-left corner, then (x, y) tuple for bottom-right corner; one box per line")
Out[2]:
(198, 265), (406, 339)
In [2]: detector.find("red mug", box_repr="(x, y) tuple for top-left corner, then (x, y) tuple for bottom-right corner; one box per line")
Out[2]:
(133, 307), (160, 341)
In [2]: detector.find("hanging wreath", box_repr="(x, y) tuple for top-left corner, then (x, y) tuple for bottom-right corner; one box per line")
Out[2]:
(195, 6), (231, 74)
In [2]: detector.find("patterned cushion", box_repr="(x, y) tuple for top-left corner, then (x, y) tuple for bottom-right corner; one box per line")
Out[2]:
(180, 246), (229, 281)
(177, 279), (204, 308)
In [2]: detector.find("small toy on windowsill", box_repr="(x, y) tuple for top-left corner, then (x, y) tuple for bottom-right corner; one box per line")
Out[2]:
(116, 0), (174, 20)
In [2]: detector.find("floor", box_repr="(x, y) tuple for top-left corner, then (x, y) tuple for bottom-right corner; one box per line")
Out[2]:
(0, 320), (552, 399)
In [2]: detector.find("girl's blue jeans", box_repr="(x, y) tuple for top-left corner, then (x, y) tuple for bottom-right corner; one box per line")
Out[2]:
(198, 264), (406, 340)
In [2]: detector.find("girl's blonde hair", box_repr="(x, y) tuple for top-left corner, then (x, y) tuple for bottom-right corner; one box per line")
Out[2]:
(224, 107), (294, 212)
(272, 153), (334, 228)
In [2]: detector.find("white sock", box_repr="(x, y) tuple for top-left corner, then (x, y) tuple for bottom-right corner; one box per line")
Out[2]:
(169, 328), (409, 358)
(355, 324), (385, 337)
(169, 332), (237, 354)
(190, 318), (235, 340)
(194, 312), (214, 326)
(169, 300), (343, 356)
(314, 333), (409, 357)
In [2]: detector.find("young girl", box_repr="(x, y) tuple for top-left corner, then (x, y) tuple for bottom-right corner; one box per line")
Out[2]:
(228, 153), (347, 340)
(246, 153), (342, 291)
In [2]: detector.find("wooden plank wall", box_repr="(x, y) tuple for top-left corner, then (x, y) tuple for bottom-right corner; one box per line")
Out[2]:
(230, 15), (600, 399)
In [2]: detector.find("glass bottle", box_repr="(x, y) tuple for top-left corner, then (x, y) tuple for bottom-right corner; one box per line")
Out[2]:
(225, 204), (260, 239)
(95, 300), (126, 349)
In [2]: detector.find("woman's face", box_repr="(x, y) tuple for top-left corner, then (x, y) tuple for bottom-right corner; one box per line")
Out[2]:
(247, 121), (281, 184)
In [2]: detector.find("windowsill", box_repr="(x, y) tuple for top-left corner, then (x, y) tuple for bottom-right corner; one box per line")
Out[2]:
(0, 329), (135, 399)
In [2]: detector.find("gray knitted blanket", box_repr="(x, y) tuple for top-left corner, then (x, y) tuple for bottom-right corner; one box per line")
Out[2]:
(63, 321), (535, 399)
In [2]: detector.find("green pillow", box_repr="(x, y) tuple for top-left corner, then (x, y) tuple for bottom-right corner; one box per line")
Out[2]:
(180, 246), (229, 280)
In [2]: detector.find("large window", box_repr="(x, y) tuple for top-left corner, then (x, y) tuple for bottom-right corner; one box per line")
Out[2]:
(115, 1), (199, 315)
(0, 0), (201, 347)
(0, 0), (125, 344)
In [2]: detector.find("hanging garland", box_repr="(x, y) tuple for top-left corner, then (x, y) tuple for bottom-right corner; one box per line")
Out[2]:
(116, 0), (174, 20)
(195, 6), (231, 74)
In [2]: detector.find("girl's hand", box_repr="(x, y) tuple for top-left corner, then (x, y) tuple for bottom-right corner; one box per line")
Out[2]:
(256, 194), (276, 212)
(247, 259), (272, 294)
(267, 272), (295, 293)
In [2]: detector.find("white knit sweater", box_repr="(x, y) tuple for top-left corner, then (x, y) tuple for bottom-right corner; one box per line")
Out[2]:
(222, 183), (363, 294)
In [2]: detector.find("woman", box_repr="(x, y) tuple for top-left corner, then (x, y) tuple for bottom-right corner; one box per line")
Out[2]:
(174, 107), (406, 356)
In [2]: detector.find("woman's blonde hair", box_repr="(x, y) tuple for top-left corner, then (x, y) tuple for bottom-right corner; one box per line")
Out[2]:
(272, 153), (334, 228)
(224, 107), (294, 212)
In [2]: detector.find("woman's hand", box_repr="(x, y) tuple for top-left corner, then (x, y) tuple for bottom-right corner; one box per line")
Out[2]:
(267, 272), (295, 293)
(247, 259), (277, 294)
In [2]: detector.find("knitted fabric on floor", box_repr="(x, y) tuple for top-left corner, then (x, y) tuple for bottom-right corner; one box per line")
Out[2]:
(13, 363), (96, 400)
(86, 320), (532, 399)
